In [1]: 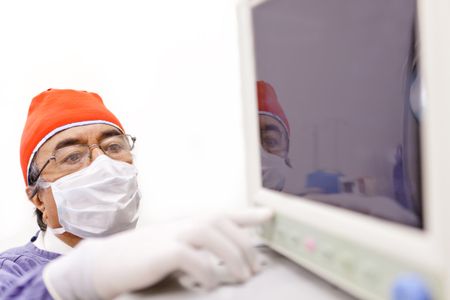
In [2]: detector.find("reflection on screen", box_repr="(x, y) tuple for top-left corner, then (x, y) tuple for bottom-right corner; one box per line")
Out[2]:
(253, 0), (423, 228)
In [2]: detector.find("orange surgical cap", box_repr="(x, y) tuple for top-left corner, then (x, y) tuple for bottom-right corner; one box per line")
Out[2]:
(20, 89), (124, 186)
(257, 81), (290, 136)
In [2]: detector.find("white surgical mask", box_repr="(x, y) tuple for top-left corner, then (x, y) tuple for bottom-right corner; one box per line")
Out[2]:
(40, 155), (141, 238)
(260, 146), (290, 191)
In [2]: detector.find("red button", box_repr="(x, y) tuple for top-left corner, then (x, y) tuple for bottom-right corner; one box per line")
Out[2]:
(304, 237), (317, 252)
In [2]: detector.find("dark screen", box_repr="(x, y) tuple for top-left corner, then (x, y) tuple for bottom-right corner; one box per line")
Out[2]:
(253, 0), (423, 228)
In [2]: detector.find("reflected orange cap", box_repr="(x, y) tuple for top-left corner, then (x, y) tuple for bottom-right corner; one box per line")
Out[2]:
(257, 80), (290, 136)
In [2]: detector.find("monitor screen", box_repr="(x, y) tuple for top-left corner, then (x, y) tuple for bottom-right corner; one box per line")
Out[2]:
(253, 0), (423, 228)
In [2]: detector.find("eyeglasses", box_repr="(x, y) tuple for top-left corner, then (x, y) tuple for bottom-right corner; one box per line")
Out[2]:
(31, 134), (136, 185)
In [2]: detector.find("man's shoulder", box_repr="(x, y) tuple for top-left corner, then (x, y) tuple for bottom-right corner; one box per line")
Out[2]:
(0, 243), (54, 296)
(0, 242), (59, 275)
(0, 244), (36, 273)
(0, 243), (30, 262)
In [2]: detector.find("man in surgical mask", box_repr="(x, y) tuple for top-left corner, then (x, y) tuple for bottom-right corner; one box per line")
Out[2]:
(0, 89), (273, 299)
(257, 81), (292, 191)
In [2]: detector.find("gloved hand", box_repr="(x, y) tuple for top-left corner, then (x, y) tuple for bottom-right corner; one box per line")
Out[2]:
(42, 208), (274, 300)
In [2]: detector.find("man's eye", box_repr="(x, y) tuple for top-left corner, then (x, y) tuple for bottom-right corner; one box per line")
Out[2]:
(63, 153), (83, 164)
(105, 143), (123, 153)
(264, 138), (279, 148)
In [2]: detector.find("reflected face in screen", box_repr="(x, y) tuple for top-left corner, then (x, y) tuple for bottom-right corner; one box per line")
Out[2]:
(259, 114), (289, 159)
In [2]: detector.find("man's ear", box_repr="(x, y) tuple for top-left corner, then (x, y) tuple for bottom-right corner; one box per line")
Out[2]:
(26, 186), (44, 212)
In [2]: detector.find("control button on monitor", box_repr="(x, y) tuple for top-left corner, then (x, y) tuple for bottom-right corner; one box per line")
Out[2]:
(275, 229), (288, 245)
(289, 234), (301, 246)
(318, 244), (336, 264)
(303, 237), (317, 253)
(357, 262), (382, 290)
(337, 252), (356, 277)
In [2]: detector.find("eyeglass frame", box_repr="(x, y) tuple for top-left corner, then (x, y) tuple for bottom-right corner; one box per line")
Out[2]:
(30, 133), (136, 186)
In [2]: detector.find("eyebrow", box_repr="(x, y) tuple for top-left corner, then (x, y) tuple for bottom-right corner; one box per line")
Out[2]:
(262, 124), (282, 134)
(98, 129), (122, 141)
(53, 138), (84, 152)
(53, 129), (122, 152)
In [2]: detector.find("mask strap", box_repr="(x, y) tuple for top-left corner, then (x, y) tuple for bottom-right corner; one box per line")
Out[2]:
(38, 181), (51, 189)
(49, 227), (66, 235)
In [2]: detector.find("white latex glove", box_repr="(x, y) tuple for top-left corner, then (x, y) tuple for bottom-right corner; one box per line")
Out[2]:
(42, 208), (274, 300)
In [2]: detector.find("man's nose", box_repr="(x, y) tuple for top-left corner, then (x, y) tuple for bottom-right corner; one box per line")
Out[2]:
(91, 147), (104, 160)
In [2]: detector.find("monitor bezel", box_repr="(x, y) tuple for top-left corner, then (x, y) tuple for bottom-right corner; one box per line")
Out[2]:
(237, 0), (450, 293)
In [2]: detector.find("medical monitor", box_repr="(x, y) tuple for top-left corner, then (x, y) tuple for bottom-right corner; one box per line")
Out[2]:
(238, 0), (450, 299)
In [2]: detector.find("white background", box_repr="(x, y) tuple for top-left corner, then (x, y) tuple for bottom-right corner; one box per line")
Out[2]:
(0, 0), (247, 251)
